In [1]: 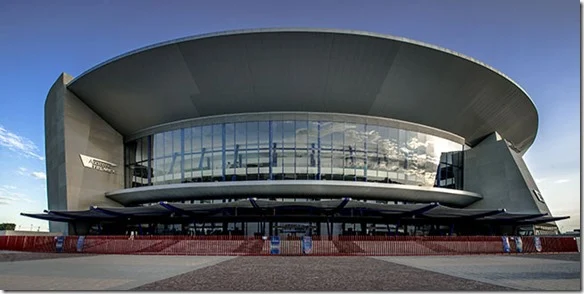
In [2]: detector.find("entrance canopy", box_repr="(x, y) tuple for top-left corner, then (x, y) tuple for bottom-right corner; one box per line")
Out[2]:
(22, 199), (566, 226)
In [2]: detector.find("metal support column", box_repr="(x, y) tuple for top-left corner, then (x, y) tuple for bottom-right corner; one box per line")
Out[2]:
(180, 128), (185, 182)
(317, 122), (321, 180)
(221, 123), (226, 181)
(268, 121), (273, 180)
(395, 220), (400, 236)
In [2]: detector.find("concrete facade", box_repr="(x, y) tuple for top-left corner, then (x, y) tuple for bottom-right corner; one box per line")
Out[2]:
(463, 133), (552, 215)
(45, 73), (124, 233)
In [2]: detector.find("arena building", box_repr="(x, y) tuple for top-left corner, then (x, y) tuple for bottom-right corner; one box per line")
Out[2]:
(24, 28), (567, 237)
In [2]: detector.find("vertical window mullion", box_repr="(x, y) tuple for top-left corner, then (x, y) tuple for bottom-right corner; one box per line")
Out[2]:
(221, 123), (226, 182)
(294, 120), (297, 178)
(180, 128), (185, 183)
(317, 121), (321, 180)
(147, 135), (152, 185)
(281, 122), (285, 177)
(268, 121), (273, 180)
(364, 124), (368, 182)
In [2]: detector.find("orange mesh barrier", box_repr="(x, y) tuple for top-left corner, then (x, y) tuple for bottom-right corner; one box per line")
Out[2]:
(0, 235), (578, 256)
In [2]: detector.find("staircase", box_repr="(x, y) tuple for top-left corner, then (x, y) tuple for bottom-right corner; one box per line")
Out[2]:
(416, 240), (458, 254)
(333, 240), (364, 253)
(233, 240), (264, 254)
(135, 239), (181, 253)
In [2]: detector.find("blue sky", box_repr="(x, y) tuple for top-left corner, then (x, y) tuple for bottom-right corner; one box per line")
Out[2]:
(0, 0), (579, 231)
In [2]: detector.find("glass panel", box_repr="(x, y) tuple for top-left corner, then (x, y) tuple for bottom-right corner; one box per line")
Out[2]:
(295, 120), (309, 179)
(201, 125), (213, 181)
(212, 124), (223, 179)
(151, 133), (164, 185)
(355, 124), (366, 181)
(282, 121), (296, 179)
(331, 122), (345, 180)
(183, 128), (192, 181)
(130, 117), (467, 189)
(234, 122), (247, 178)
(308, 121), (319, 180)
(344, 122), (357, 180)
(258, 121), (270, 180)
(366, 125), (380, 182)
(272, 121), (283, 179)
(191, 126), (202, 182)
(225, 123), (235, 180)
(172, 129), (182, 184)
(246, 122), (259, 180)
(320, 121), (332, 179)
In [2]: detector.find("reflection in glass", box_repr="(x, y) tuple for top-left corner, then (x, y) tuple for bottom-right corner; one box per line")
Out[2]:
(125, 118), (465, 190)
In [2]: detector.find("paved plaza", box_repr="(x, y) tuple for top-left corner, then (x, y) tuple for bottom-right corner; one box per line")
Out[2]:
(374, 254), (581, 291)
(0, 252), (580, 291)
(0, 253), (234, 290)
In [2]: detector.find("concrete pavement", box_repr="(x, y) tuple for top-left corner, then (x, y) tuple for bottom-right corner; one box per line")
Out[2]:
(0, 254), (234, 290)
(373, 254), (581, 291)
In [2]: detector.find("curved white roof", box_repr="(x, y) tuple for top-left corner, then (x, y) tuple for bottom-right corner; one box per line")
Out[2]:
(66, 28), (538, 151)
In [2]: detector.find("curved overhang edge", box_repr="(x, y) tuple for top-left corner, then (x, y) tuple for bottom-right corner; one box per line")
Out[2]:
(66, 27), (538, 151)
(105, 180), (482, 208)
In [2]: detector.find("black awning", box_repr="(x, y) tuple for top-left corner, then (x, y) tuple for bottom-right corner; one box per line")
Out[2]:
(21, 213), (75, 222)
(516, 216), (570, 225)
(21, 200), (567, 226)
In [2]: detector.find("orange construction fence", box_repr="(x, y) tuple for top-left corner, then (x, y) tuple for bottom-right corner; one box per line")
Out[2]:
(0, 235), (578, 256)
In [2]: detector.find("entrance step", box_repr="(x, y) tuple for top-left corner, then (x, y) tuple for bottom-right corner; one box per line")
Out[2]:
(333, 240), (365, 253)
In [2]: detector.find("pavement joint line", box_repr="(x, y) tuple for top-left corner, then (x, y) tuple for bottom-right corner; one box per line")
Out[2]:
(106, 255), (238, 290)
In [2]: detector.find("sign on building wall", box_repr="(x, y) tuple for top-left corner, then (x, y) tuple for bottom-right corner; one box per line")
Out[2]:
(79, 154), (117, 174)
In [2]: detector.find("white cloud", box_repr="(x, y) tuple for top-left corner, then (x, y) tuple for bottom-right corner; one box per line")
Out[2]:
(553, 179), (570, 184)
(15, 168), (47, 180)
(0, 186), (36, 205)
(16, 167), (28, 176)
(2, 185), (16, 189)
(0, 195), (18, 203)
(30, 172), (46, 180)
(0, 196), (33, 204)
(0, 125), (44, 160)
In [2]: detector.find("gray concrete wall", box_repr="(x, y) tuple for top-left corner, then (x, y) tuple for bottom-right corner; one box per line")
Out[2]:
(463, 133), (553, 215)
(45, 73), (124, 234)
(45, 74), (72, 234)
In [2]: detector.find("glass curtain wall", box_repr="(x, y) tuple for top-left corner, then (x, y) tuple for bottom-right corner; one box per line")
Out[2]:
(125, 120), (465, 188)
